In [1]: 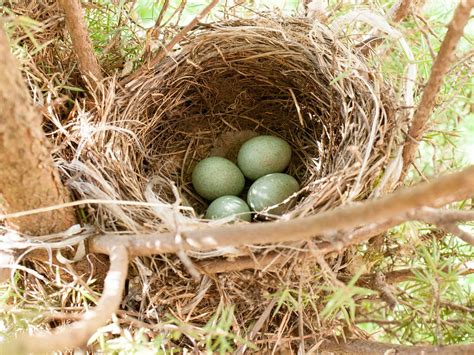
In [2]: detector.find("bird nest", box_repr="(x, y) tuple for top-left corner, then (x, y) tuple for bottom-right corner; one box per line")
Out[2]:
(49, 16), (407, 347)
(44, 18), (406, 348)
(62, 17), (401, 237)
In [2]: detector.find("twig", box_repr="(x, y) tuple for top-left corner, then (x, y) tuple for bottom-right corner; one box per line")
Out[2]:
(388, 0), (413, 22)
(440, 301), (474, 313)
(58, 0), (103, 84)
(372, 271), (398, 309)
(435, 223), (474, 246)
(374, 267), (474, 284)
(199, 221), (399, 274)
(198, 230), (474, 275)
(90, 166), (474, 256)
(414, 207), (474, 245)
(153, 0), (170, 35)
(124, 0), (219, 84)
(402, 0), (474, 170)
(2, 246), (128, 353)
(337, 267), (474, 289)
(388, 0), (428, 23)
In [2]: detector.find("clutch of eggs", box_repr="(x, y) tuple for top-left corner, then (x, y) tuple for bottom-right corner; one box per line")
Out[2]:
(192, 134), (298, 221)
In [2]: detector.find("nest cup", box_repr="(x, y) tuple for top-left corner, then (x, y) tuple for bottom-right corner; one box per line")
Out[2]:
(64, 17), (399, 234)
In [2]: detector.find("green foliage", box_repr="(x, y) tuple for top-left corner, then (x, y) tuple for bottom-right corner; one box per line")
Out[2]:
(358, 232), (474, 345)
(84, 0), (144, 72)
(92, 306), (256, 353)
(320, 271), (374, 326)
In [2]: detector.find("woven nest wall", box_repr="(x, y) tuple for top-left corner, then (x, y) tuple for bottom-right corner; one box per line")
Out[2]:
(61, 18), (400, 238)
(21, 14), (409, 348)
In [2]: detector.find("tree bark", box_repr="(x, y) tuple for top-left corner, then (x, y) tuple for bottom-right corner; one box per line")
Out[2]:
(0, 26), (76, 235)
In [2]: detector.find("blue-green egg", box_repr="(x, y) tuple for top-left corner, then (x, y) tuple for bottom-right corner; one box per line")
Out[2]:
(237, 135), (292, 180)
(192, 156), (245, 201)
(205, 196), (251, 222)
(247, 173), (299, 215)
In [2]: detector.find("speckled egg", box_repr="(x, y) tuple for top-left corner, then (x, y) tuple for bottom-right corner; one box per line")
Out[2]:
(192, 157), (245, 201)
(205, 196), (251, 222)
(247, 173), (299, 215)
(237, 135), (292, 180)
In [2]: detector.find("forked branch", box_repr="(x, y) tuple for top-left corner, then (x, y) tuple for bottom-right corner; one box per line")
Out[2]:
(2, 246), (128, 353)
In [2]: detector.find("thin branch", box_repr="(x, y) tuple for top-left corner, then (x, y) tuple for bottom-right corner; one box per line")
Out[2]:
(388, 0), (413, 22)
(388, 0), (428, 23)
(199, 225), (474, 275)
(371, 271), (398, 308)
(376, 267), (474, 284)
(342, 267), (474, 288)
(58, 0), (103, 84)
(414, 207), (474, 245)
(198, 221), (398, 274)
(402, 0), (474, 169)
(124, 0), (219, 84)
(90, 166), (474, 256)
(154, 0), (170, 33)
(2, 246), (128, 353)
(318, 338), (474, 354)
(436, 223), (474, 245)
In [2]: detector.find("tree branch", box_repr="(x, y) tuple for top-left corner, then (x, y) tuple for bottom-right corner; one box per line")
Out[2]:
(318, 338), (474, 354)
(90, 166), (474, 256)
(414, 207), (474, 245)
(58, 0), (103, 84)
(2, 246), (128, 353)
(388, 0), (413, 22)
(402, 0), (474, 170)
(388, 0), (428, 23)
